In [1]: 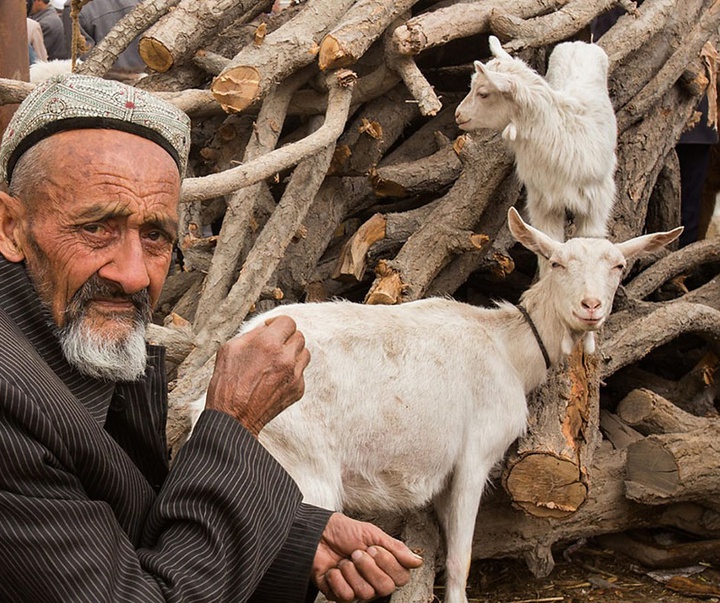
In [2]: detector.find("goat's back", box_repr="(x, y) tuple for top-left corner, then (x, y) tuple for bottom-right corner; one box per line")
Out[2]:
(545, 42), (610, 95)
(252, 298), (528, 514)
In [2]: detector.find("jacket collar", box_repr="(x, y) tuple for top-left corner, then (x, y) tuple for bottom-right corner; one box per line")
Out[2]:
(0, 254), (115, 423)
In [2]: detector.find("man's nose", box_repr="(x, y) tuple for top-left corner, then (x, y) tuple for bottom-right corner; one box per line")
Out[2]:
(97, 233), (150, 294)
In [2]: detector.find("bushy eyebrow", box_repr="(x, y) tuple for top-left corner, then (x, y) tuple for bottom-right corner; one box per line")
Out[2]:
(71, 204), (179, 239)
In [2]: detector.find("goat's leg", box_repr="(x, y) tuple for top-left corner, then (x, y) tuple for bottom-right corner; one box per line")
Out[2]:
(573, 204), (611, 239)
(433, 463), (493, 603)
(526, 202), (566, 242)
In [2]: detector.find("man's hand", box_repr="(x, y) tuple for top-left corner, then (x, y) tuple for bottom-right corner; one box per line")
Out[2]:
(313, 513), (423, 602)
(204, 316), (310, 436)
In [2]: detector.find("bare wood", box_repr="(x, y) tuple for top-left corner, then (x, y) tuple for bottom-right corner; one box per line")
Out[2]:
(625, 237), (720, 300)
(319, 0), (420, 71)
(139, 0), (269, 73)
(599, 410), (644, 449)
(391, 0), (570, 56)
(600, 302), (720, 379)
(180, 131), (337, 375)
(193, 67), (313, 331)
(385, 50), (442, 117)
(684, 275), (720, 311)
(597, 531), (720, 569)
(616, 0), (720, 131)
(471, 445), (720, 576)
(597, 0), (679, 66)
(146, 322), (194, 369)
(76, 0), (180, 77)
(390, 509), (440, 603)
(617, 388), (710, 435)
(211, 0), (355, 114)
(370, 136), (462, 198)
(503, 347), (600, 519)
(181, 70), (356, 203)
(333, 213), (388, 282)
(646, 150), (681, 235)
(0, 78), (33, 106)
(364, 133), (513, 303)
(609, 83), (698, 243)
(274, 86), (420, 302)
(625, 423), (720, 505)
(192, 50), (230, 75)
(490, 0), (631, 52)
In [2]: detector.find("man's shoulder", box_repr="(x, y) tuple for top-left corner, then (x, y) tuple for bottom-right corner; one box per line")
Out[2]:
(80, 0), (139, 21)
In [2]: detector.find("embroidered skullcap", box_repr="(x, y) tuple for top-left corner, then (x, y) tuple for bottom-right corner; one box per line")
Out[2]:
(0, 74), (190, 185)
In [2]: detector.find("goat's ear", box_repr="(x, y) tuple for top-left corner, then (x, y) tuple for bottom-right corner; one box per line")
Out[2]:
(615, 226), (684, 260)
(484, 69), (515, 95)
(489, 35), (513, 61)
(507, 207), (559, 260)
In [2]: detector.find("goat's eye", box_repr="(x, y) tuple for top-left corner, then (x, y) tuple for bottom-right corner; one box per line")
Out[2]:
(613, 263), (625, 272)
(550, 261), (565, 270)
(477, 91), (489, 99)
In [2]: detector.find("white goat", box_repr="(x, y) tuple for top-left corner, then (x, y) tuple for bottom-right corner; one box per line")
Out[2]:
(189, 209), (681, 603)
(455, 37), (617, 242)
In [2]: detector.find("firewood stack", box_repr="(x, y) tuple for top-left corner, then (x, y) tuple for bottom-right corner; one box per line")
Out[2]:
(3, 0), (720, 597)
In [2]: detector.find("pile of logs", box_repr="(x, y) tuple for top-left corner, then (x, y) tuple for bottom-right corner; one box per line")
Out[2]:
(3, 0), (720, 599)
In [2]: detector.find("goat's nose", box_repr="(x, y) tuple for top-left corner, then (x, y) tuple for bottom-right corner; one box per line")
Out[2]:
(581, 298), (602, 311)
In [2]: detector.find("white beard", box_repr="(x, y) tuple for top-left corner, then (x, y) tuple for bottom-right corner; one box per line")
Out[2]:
(59, 320), (148, 382)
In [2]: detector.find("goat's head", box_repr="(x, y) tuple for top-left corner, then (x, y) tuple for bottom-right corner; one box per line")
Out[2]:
(507, 207), (683, 353)
(455, 36), (537, 140)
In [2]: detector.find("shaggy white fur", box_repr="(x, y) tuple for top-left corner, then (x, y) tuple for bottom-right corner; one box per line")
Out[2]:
(189, 209), (681, 603)
(456, 37), (618, 243)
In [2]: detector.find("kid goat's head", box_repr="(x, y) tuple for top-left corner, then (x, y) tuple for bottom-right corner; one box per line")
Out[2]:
(455, 36), (533, 140)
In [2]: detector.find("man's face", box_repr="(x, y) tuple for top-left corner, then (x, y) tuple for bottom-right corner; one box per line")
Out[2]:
(2, 129), (180, 377)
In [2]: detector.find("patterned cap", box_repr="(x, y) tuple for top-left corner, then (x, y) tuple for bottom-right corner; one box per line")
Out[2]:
(0, 74), (191, 185)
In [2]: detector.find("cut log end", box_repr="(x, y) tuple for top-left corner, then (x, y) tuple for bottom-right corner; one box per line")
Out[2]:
(138, 37), (175, 73)
(365, 262), (404, 305)
(319, 35), (355, 71)
(211, 66), (261, 114)
(626, 439), (680, 497)
(504, 453), (588, 518)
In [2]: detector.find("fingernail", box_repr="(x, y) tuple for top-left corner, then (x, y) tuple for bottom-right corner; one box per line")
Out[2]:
(367, 546), (378, 557)
(351, 549), (364, 561)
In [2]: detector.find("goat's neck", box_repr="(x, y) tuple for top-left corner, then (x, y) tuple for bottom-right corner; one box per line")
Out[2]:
(506, 86), (566, 149)
(508, 286), (586, 392)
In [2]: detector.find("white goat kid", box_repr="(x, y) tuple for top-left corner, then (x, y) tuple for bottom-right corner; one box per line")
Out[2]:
(189, 209), (681, 603)
(456, 37), (617, 242)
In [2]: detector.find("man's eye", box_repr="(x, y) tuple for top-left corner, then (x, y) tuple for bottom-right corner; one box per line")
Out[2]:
(82, 223), (108, 235)
(145, 230), (168, 242)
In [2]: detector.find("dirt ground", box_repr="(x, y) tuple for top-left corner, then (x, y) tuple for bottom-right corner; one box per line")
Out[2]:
(432, 535), (720, 603)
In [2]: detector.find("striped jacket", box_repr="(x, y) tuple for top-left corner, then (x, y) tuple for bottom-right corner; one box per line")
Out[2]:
(0, 255), (330, 602)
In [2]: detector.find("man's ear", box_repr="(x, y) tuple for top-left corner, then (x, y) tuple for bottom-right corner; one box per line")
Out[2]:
(0, 192), (27, 262)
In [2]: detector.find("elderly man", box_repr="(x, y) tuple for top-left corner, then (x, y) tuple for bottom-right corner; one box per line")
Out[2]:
(0, 75), (421, 602)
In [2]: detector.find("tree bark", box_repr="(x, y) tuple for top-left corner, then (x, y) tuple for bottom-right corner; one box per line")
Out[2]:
(211, 0), (355, 114)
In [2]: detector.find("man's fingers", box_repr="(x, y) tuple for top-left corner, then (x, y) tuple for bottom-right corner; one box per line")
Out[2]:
(352, 547), (407, 596)
(372, 534), (424, 570)
(323, 563), (367, 603)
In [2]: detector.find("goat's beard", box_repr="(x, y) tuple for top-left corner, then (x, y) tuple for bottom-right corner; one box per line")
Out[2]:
(55, 275), (152, 382)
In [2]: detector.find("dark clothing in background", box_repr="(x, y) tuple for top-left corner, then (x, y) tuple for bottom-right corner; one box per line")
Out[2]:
(30, 5), (68, 60)
(0, 254), (330, 602)
(65, 0), (145, 73)
(677, 95), (718, 246)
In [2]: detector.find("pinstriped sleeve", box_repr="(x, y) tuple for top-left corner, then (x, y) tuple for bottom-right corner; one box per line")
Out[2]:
(142, 409), (326, 602)
(0, 379), (324, 602)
